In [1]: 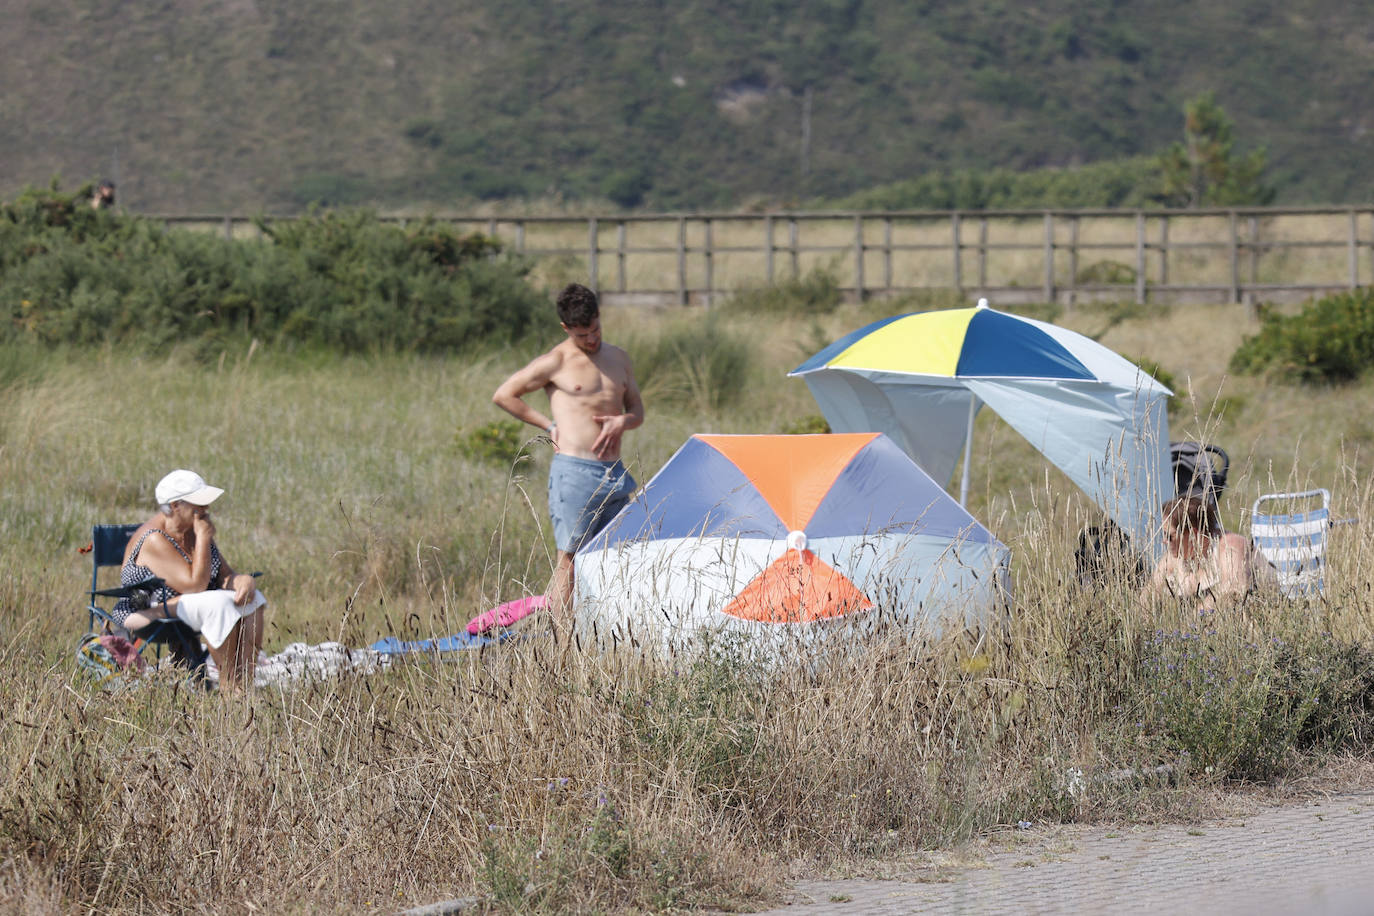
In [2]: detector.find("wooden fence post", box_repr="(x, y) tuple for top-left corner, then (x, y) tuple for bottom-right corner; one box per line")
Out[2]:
(883, 217), (893, 291)
(1350, 209), (1359, 289)
(704, 218), (714, 308)
(1159, 217), (1169, 291)
(677, 216), (688, 305)
(1135, 211), (1146, 304)
(789, 218), (800, 277)
(978, 218), (988, 290)
(616, 222), (628, 293)
(1368, 210), (1374, 288)
(1068, 216), (1079, 310)
(1042, 212), (1054, 304)
(588, 217), (599, 292)
(853, 214), (865, 301)
(1229, 211), (1245, 314)
(765, 215), (775, 285)
(514, 220), (525, 253)
(1249, 215), (1260, 294)
(952, 212), (962, 295)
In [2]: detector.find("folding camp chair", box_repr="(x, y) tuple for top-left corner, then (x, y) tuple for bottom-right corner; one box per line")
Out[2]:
(1250, 489), (1346, 599)
(85, 524), (206, 670)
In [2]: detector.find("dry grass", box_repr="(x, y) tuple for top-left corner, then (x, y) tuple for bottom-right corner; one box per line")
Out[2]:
(1, 302), (1373, 912)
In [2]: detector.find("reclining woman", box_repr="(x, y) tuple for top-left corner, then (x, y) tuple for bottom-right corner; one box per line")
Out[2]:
(1143, 494), (1276, 612)
(111, 469), (267, 688)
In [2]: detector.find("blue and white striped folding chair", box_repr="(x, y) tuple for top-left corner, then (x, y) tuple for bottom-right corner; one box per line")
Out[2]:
(1251, 489), (1331, 599)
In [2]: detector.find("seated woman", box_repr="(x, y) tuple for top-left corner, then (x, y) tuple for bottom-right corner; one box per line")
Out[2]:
(1144, 494), (1276, 612)
(111, 469), (267, 688)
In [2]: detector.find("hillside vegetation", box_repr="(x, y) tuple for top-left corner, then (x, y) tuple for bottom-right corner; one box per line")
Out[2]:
(4, 0), (1373, 213)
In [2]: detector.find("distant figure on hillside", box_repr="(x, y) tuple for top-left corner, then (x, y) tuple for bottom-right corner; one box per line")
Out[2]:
(491, 283), (645, 621)
(91, 179), (116, 210)
(1143, 494), (1276, 612)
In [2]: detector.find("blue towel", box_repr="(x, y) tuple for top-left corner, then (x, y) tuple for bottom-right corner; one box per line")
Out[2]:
(369, 630), (519, 656)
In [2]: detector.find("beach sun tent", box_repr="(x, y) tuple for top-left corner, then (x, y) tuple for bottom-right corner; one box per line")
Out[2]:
(788, 301), (1172, 553)
(573, 433), (1009, 655)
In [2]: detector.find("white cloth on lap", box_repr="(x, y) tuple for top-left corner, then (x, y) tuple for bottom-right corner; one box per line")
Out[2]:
(175, 588), (265, 649)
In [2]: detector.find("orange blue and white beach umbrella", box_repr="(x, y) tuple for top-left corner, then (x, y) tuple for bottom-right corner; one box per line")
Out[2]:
(573, 433), (1008, 656)
(789, 301), (1171, 550)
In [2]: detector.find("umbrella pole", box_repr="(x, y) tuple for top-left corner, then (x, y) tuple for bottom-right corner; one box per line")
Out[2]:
(959, 395), (977, 506)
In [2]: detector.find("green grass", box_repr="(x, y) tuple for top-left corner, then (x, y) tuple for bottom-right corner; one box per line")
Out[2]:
(2, 302), (1374, 911)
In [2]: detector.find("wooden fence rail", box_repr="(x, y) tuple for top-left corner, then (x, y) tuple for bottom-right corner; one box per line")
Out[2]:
(164, 207), (1374, 309)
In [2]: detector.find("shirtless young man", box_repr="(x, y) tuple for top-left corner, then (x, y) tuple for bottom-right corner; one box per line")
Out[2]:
(492, 283), (644, 616)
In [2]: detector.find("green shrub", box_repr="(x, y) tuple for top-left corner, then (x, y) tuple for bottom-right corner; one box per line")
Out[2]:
(1140, 627), (1374, 780)
(727, 267), (842, 316)
(622, 636), (771, 811)
(1229, 289), (1374, 383)
(1076, 260), (1136, 285)
(457, 419), (536, 467)
(635, 316), (754, 411)
(781, 414), (831, 434)
(1, 185), (545, 353)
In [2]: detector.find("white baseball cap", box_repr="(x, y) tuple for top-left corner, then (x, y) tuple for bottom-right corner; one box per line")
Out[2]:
(155, 469), (225, 507)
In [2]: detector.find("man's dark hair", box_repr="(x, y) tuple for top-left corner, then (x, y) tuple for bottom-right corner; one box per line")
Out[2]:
(556, 283), (599, 327)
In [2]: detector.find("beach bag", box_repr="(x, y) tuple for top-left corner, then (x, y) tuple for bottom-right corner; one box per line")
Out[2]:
(76, 632), (146, 687)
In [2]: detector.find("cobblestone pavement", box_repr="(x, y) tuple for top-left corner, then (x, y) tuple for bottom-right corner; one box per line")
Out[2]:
(749, 790), (1374, 915)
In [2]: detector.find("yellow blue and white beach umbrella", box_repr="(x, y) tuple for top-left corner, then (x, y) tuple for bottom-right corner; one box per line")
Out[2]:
(789, 301), (1171, 550)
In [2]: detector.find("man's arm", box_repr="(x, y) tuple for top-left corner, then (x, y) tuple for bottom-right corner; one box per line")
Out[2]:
(590, 358), (645, 459)
(492, 351), (561, 434)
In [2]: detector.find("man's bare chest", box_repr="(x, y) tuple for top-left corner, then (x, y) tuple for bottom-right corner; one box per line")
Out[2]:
(550, 358), (624, 399)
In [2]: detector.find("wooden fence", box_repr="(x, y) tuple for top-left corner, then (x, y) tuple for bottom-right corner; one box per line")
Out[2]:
(163, 206), (1374, 309)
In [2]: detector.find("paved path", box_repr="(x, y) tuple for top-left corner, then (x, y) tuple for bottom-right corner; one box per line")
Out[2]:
(751, 790), (1374, 915)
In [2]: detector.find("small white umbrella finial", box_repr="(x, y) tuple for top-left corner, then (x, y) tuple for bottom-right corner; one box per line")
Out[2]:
(976, 297), (990, 309)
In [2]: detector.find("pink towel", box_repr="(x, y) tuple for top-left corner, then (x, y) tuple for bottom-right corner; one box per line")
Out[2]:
(467, 595), (547, 634)
(99, 634), (147, 671)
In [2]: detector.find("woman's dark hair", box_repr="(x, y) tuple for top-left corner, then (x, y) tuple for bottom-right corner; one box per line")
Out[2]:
(555, 283), (599, 328)
(1162, 494), (1220, 539)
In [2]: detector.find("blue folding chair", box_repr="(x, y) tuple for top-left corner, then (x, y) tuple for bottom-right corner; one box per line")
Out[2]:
(85, 524), (205, 670)
(1250, 490), (1352, 599)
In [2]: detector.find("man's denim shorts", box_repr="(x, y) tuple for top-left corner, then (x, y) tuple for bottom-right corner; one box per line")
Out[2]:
(548, 453), (637, 554)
